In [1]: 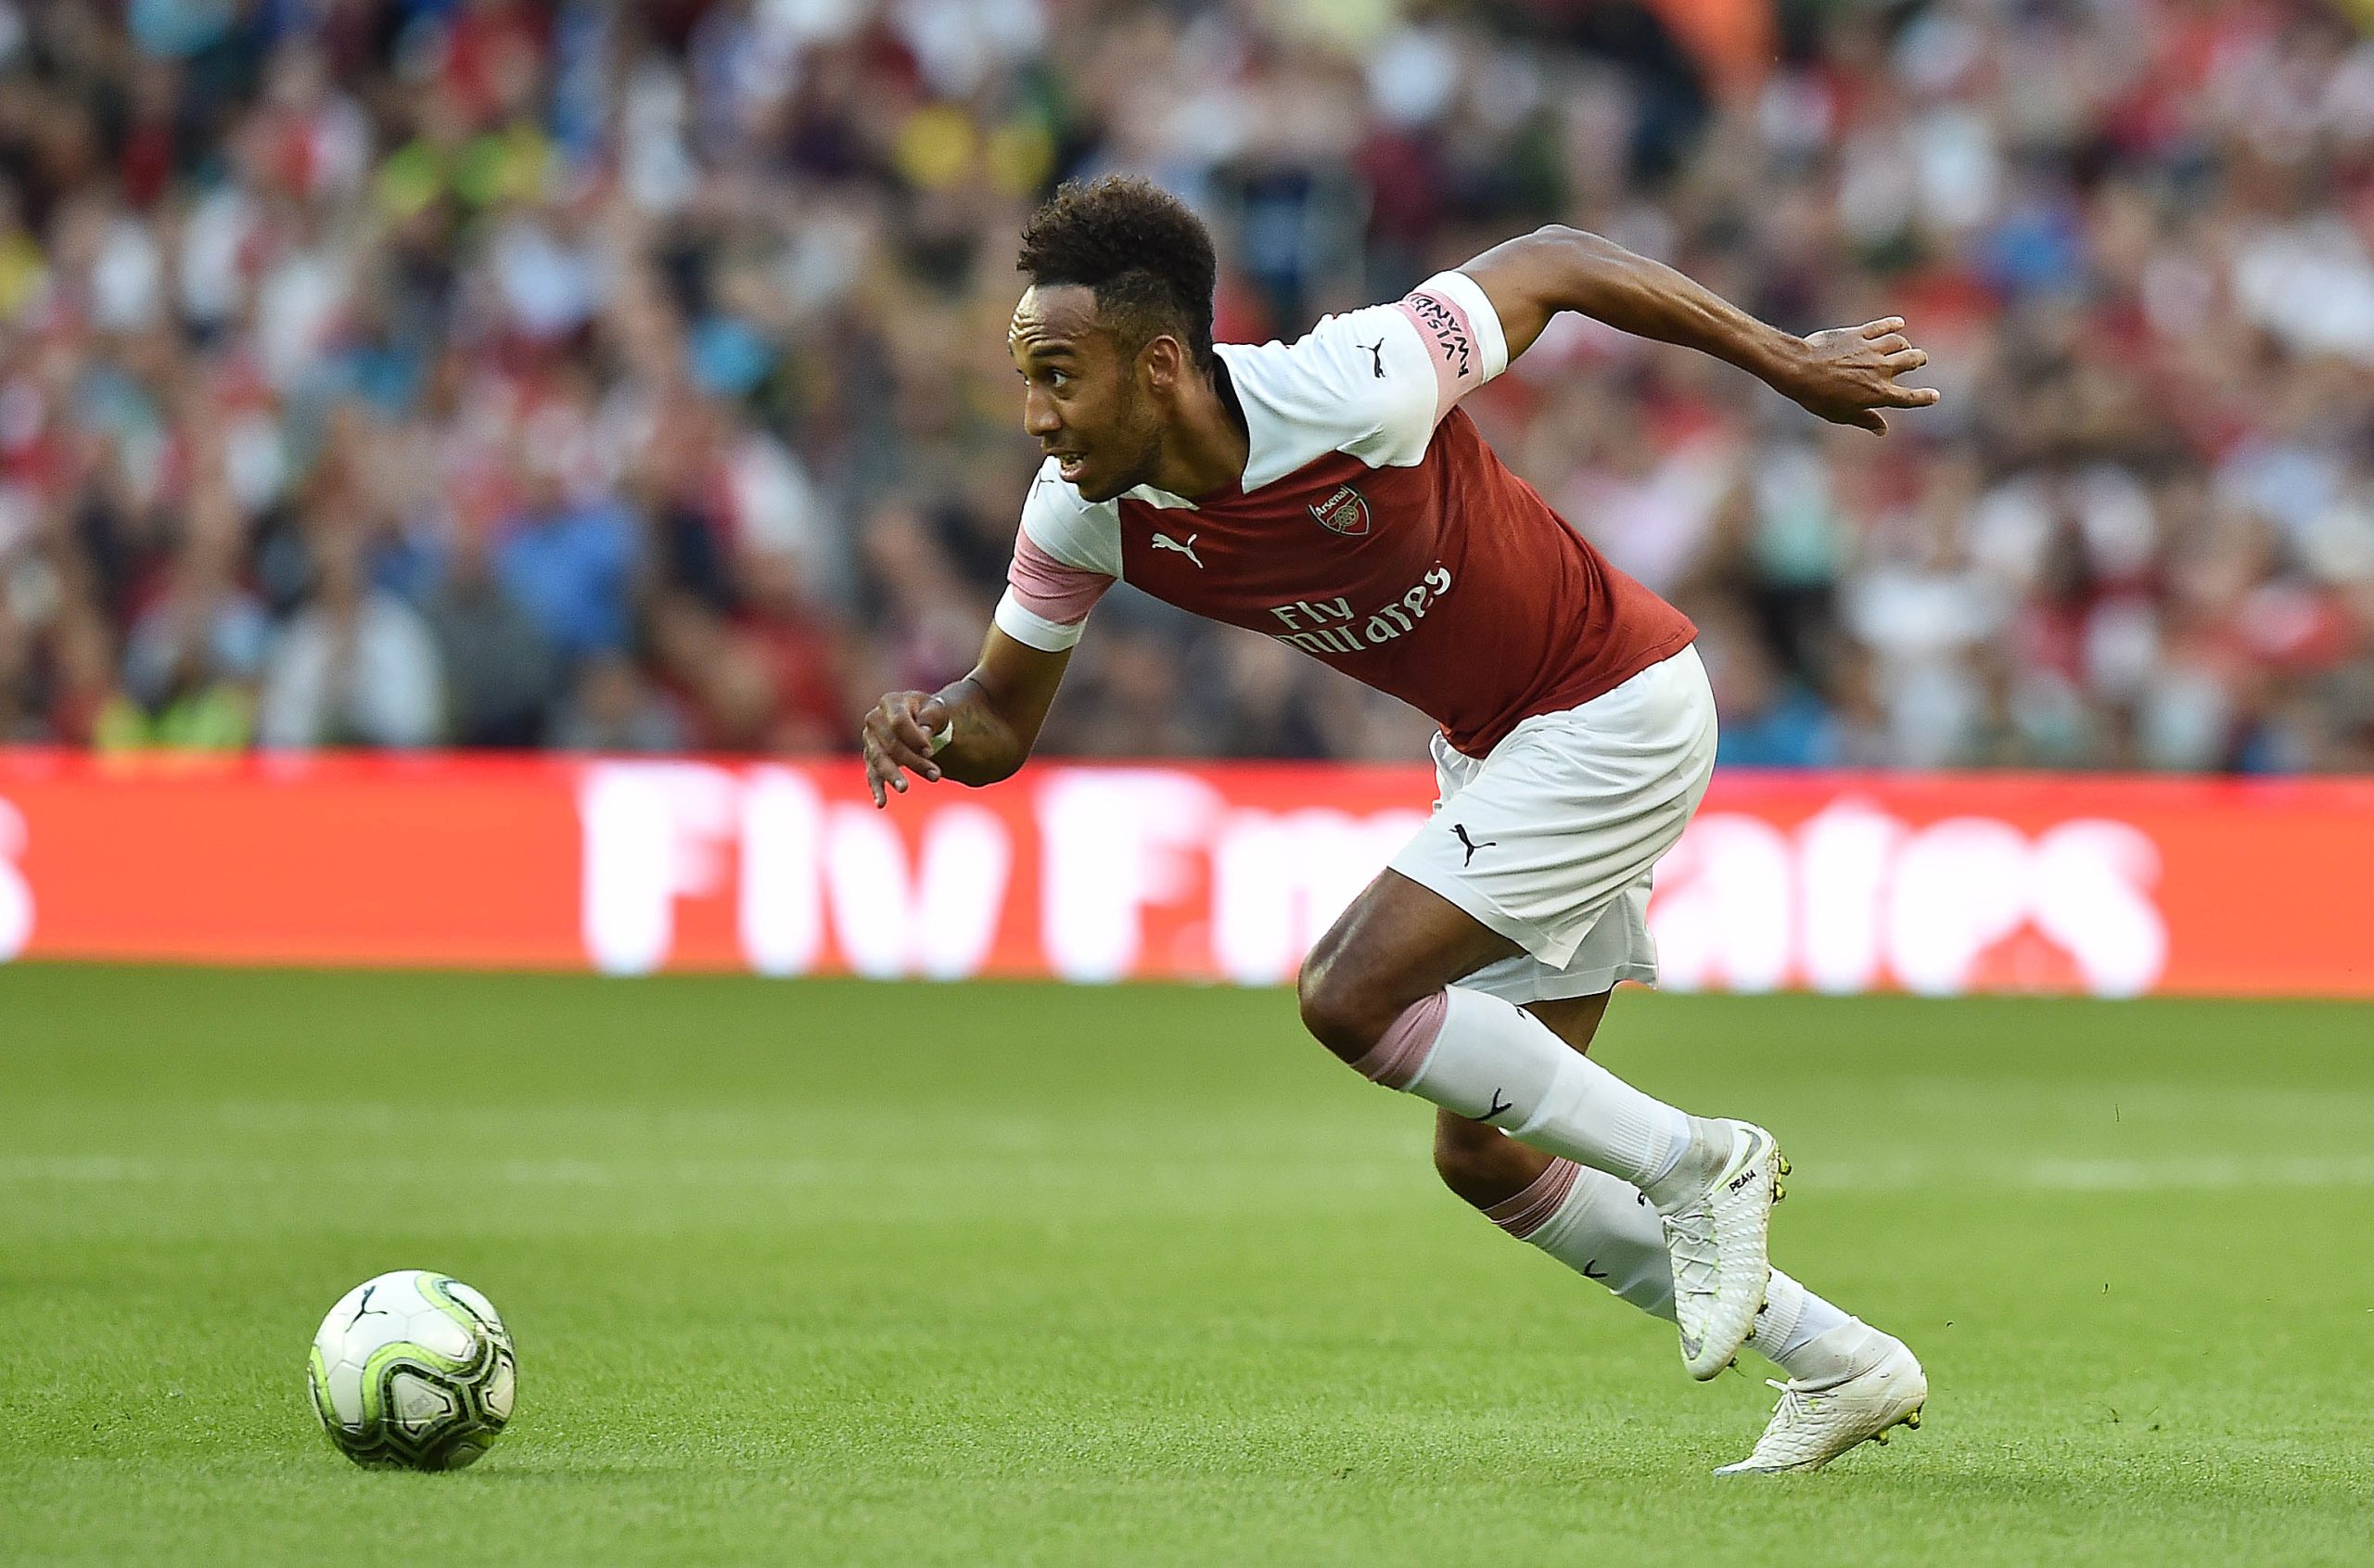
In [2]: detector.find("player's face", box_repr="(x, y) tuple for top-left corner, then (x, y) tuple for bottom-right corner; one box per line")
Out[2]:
(1009, 286), (1165, 503)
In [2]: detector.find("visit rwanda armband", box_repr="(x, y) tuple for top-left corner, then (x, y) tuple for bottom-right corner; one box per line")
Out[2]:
(1393, 270), (1510, 422)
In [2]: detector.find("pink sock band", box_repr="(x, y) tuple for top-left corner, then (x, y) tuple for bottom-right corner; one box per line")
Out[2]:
(1482, 1158), (1582, 1240)
(1351, 990), (1449, 1090)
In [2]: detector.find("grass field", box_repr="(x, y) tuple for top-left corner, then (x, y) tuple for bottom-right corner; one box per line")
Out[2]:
(4, 965), (2370, 1566)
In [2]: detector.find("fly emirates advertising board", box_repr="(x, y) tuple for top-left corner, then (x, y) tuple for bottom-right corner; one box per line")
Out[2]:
(1, 751), (2368, 999)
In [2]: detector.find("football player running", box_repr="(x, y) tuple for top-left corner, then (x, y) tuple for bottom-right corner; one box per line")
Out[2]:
(862, 177), (1938, 1472)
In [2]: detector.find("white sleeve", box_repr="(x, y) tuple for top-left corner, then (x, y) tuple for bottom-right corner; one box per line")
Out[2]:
(1229, 272), (1512, 483)
(1355, 269), (1511, 464)
(992, 462), (1120, 653)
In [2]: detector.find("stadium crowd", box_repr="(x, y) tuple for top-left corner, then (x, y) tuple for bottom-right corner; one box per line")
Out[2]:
(3, 0), (2373, 771)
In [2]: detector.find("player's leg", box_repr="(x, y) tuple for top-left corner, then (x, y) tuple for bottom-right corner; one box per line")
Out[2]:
(1428, 993), (1606, 1211)
(1299, 871), (1700, 1194)
(1299, 864), (1779, 1379)
(1436, 889), (1924, 1470)
(1323, 647), (1920, 1459)
(1304, 648), (1780, 1378)
(1298, 651), (1773, 1378)
(1433, 989), (1919, 1443)
(1428, 991), (1682, 1322)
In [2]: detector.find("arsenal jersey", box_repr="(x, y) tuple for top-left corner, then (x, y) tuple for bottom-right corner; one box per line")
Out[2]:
(993, 270), (1696, 758)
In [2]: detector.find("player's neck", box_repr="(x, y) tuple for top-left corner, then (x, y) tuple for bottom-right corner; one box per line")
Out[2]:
(1150, 363), (1249, 500)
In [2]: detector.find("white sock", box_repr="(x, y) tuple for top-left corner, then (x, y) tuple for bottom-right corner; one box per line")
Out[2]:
(1358, 987), (1693, 1191)
(1486, 1157), (1872, 1383)
(1485, 1156), (1676, 1320)
(1751, 1268), (1860, 1380)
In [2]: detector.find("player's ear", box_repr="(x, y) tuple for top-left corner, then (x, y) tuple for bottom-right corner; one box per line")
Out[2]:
(1140, 333), (1184, 394)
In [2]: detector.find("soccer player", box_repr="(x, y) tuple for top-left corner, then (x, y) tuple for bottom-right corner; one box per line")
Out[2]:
(861, 177), (1937, 1472)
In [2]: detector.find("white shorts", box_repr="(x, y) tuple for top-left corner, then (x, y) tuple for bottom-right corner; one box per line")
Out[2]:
(1385, 644), (1717, 1004)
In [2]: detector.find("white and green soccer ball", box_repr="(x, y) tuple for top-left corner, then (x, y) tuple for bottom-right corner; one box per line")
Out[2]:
(308, 1270), (517, 1470)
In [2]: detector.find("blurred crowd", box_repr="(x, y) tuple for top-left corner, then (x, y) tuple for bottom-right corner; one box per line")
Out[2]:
(4, 0), (2374, 771)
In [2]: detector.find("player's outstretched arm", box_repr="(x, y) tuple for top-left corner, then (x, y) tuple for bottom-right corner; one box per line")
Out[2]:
(862, 627), (1072, 807)
(1459, 226), (1942, 434)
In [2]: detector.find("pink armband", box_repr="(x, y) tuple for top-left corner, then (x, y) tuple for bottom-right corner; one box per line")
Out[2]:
(1395, 287), (1487, 422)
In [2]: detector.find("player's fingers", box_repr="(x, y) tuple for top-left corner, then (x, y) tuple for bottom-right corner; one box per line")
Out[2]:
(1860, 317), (1907, 339)
(863, 694), (938, 774)
(887, 712), (943, 783)
(1886, 383), (1943, 407)
(863, 712), (931, 789)
(889, 728), (941, 781)
(869, 723), (938, 784)
(1883, 347), (1929, 372)
(914, 699), (951, 782)
(1868, 333), (1910, 357)
(1859, 408), (1889, 434)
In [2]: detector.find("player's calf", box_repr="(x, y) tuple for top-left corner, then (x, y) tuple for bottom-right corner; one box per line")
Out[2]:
(1432, 1108), (1554, 1209)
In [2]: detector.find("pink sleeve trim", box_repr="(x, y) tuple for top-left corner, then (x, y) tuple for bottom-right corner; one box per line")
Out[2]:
(1008, 530), (1112, 624)
(1395, 290), (1486, 423)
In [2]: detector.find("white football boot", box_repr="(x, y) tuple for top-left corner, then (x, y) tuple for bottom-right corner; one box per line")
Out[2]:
(1716, 1332), (1927, 1475)
(1647, 1119), (1788, 1381)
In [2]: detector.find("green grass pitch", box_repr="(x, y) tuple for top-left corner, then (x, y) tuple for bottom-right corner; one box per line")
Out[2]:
(5, 965), (2370, 1566)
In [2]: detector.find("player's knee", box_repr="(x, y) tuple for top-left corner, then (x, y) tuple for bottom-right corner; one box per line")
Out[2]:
(1294, 954), (1367, 1061)
(1295, 934), (1400, 1062)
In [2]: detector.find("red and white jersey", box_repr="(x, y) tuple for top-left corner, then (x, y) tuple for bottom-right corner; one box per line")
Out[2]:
(994, 270), (1696, 757)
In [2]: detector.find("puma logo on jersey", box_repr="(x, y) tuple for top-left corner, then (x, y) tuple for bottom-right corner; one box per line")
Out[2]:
(1308, 485), (1371, 537)
(1359, 338), (1386, 378)
(1151, 532), (1203, 567)
(1452, 823), (1497, 865)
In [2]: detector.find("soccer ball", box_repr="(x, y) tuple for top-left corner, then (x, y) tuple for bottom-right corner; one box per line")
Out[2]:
(308, 1270), (517, 1470)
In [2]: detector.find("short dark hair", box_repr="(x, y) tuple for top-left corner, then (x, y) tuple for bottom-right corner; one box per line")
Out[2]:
(1017, 176), (1217, 370)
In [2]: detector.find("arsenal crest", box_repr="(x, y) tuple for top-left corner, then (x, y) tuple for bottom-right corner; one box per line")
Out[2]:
(1308, 485), (1372, 537)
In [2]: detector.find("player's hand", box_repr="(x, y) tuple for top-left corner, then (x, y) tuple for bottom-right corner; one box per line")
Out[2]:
(1780, 318), (1941, 435)
(862, 690), (950, 807)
